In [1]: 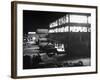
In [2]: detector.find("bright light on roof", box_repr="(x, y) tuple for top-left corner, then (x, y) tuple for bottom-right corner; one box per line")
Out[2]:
(28, 32), (36, 34)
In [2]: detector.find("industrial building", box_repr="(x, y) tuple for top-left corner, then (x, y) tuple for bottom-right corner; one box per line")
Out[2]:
(23, 10), (91, 69)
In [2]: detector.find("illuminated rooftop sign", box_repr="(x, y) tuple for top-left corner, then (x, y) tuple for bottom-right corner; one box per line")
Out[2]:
(49, 15), (68, 28)
(49, 26), (90, 33)
(70, 15), (87, 23)
(49, 14), (91, 33)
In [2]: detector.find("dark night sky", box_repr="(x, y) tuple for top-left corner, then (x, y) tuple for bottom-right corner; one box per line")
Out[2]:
(23, 10), (67, 34)
(23, 10), (91, 34)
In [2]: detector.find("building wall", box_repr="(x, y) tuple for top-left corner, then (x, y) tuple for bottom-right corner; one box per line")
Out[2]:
(49, 13), (91, 57)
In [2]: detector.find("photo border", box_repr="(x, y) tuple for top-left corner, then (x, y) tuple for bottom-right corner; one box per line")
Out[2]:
(11, 1), (98, 78)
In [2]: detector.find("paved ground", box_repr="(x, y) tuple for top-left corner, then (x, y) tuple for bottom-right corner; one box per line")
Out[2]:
(23, 45), (91, 69)
(40, 53), (91, 67)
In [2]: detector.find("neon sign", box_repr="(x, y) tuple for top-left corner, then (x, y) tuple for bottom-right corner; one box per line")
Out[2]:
(70, 26), (89, 32)
(49, 14), (91, 33)
(70, 15), (87, 23)
(49, 26), (91, 33)
(49, 15), (68, 28)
